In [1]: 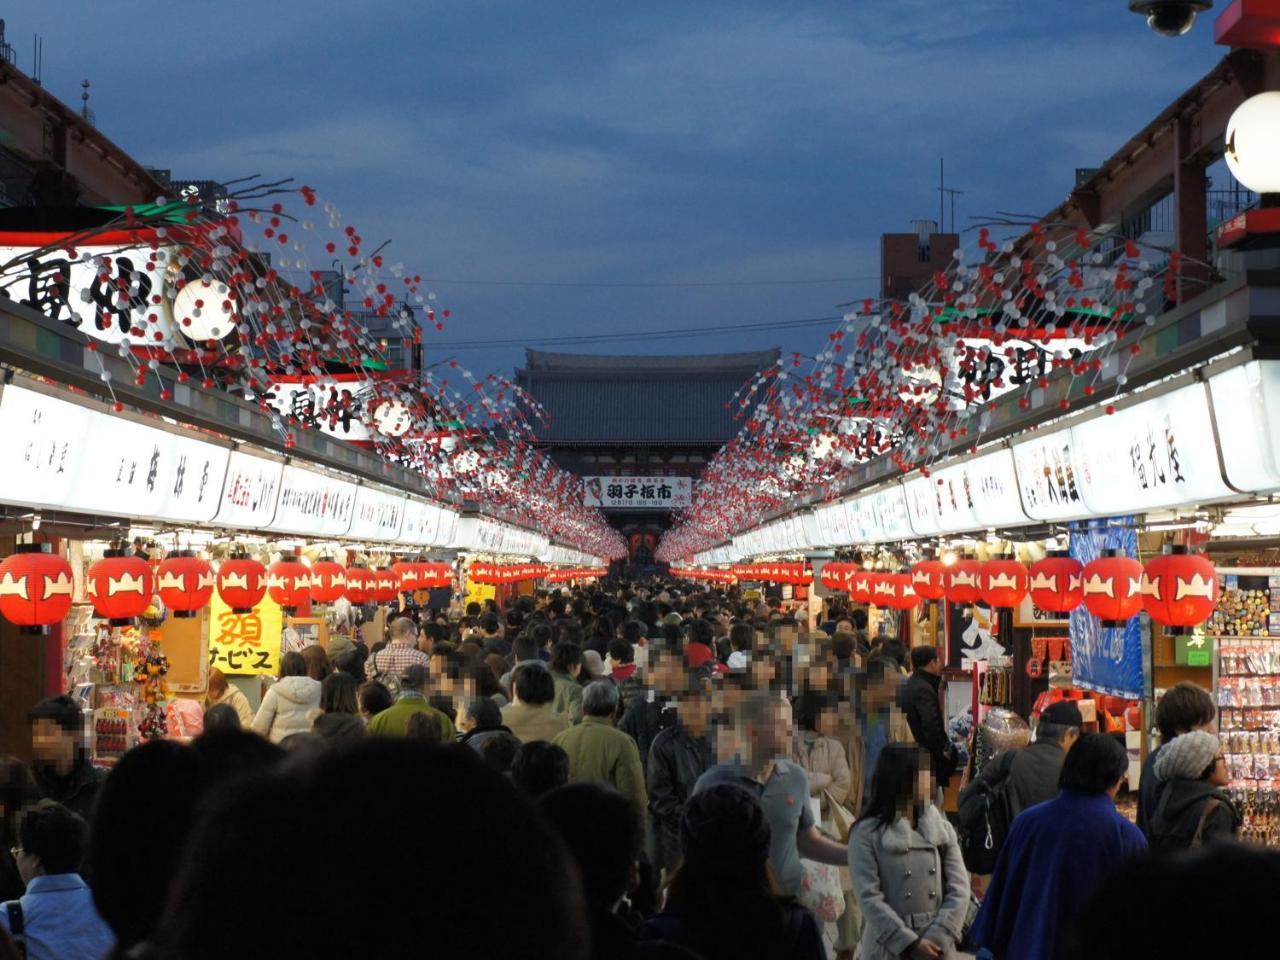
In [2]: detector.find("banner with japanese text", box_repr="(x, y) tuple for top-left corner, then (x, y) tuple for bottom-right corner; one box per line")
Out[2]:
(583, 476), (692, 509)
(208, 591), (283, 676)
(1069, 517), (1144, 699)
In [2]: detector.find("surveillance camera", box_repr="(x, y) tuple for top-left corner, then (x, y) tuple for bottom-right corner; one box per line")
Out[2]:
(1128, 1), (1213, 37)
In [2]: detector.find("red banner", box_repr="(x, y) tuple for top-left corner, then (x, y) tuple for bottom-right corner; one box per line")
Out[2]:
(468, 563), (550, 585)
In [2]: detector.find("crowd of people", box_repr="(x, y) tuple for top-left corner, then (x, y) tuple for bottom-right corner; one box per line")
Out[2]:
(0, 579), (1274, 959)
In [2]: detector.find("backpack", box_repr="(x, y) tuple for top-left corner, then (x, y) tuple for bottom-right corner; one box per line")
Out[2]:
(957, 751), (1015, 875)
(369, 650), (402, 699)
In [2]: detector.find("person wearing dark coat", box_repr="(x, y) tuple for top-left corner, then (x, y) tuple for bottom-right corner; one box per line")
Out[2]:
(971, 734), (1147, 960)
(619, 647), (686, 769)
(1136, 681), (1216, 838)
(29, 696), (103, 822)
(1147, 730), (1240, 853)
(647, 690), (714, 873)
(960, 700), (1081, 818)
(897, 646), (956, 786)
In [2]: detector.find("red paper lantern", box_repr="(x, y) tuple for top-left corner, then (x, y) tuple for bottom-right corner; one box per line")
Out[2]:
(1028, 553), (1084, 613)
(156, 551), (214, 617)
(309, 558), (348, 604)
(1142, 547), (1218, 634)
(391, 560), (422, 592)
(370, 567), (400, 603)
(0, 545), (74, 631)
(88, 550), (153, 625)
(945, 558), (983, 604)
(910, 560), (947, 601)
(267, 555), (311, 613)
(343, 566), (373, 604)
(1082, 550), (1144, 626)
(216, 554), (266, 614)
(980, 556), (1029, 609)
(420, 562), (451, 588)
(878, 571), (921, 611)
(849, 570), (875, 604)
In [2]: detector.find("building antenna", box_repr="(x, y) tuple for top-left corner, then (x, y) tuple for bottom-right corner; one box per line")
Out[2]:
(31, 33), (42, 85)
(938, 156), (966, 233)
(80, 79), (91, 122)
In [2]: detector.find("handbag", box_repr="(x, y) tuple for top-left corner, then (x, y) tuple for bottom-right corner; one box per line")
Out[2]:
(797, 860), (845, 923)
(824, 789), (856, 842)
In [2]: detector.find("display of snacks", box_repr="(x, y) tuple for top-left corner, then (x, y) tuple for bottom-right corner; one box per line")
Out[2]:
(1228, 786), (1280, 846)
(1209, 582), (1272, 636)
(1219, 636), (1280, 844)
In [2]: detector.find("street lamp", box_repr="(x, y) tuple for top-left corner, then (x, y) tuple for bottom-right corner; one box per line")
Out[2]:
(1225, 92), (1280, 197)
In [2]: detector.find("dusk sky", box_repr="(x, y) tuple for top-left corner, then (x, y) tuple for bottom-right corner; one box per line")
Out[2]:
(13, 2), (1223, 379)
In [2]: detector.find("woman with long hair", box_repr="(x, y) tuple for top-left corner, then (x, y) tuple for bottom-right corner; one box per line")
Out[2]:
(848, 745), (969, 960)
(641, 784), (825, 960)
(312, 672), (365, 743)
(251, 651), (322, 744)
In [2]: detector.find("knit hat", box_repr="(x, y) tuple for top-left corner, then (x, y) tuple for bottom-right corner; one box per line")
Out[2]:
(581, 650), (606, 680)
(1154, 730), (1220, 781)
(328, 634), (356, 662)
(680, 784), (771, 870)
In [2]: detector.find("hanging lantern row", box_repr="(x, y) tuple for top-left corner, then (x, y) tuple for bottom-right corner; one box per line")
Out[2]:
(897, 548), (1218, 630)
(730, 562), (811, 585)
(669, 567), (738, 584)
(547, 567), (609, 583)
(469, 562), (550, 585)
(819, 562), (860, 591)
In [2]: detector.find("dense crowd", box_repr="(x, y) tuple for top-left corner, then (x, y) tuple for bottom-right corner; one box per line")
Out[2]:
(0, 579), (1276, 960)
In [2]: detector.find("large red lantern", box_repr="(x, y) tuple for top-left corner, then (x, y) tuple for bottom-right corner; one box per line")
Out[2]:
(309, 558), (348, 604)
(370, 567), (400, 603)
(216, 554), (267, 614)
(343, 566), (374, 604)
(0, 545), (74, 632)
(391, 560), (423, 593)
(980, 556), (1029, 609)
(156, 552), (214, 618)
(1082, 549), (1144, 627)
(267, 554), (311, 614)
(877, 571), (921, 611)
(910, 559), (947, 601)
(420, 562), (452, 588)
(945, 558), (983, 604)
(1028, 553), (1084, 613)
(849, 570), (874, 604)
(1142, 547), (1218, 634)
(88, 550), (153, 625)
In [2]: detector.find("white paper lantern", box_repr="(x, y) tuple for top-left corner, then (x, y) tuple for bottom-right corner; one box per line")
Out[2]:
(173, 279), (236, 341)
(1225, 92), (1280, 195)
(373, 400), (412, 437)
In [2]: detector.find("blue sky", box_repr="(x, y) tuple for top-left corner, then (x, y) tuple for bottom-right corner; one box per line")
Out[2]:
(13, 1), (1223, 378)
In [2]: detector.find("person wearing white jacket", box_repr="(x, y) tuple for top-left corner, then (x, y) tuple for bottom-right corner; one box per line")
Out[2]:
(252, 651), (322, 744)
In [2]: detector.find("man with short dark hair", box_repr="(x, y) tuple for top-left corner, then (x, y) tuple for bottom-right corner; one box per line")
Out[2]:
(478, 612), (509, 658)
(1137, 680), (1217, 837)
(0, 800), (114, 959)
(619, 646), (684, 769)
(366, 664), (456, 741)
(971, 734), (1146, 959)
(898, 645), (957, 785)
(552, 681), (647, 821)
(503, 662), (570, 743)
(28, 697), (103, 822)
(647, 685), (714, 873)
(606, 638), (645, 711)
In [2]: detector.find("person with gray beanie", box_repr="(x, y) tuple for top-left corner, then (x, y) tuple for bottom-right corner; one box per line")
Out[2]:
(1148, 729), (1240, 853)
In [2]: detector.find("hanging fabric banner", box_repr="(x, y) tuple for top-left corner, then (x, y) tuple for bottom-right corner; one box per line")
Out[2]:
(1069, 517), (1144, 699)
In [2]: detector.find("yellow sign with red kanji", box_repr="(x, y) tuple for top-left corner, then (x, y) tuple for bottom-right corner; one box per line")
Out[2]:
(208, 591), (283, 676)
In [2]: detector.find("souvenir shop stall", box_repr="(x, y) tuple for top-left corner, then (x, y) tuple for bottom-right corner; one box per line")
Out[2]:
(0, 373), (604, 763)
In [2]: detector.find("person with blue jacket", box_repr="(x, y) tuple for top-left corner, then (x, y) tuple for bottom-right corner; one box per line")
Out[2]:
(0, 800), (113, 960)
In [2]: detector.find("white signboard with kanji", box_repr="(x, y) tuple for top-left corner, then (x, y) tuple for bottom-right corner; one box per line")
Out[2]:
(583, 476), (692, 509)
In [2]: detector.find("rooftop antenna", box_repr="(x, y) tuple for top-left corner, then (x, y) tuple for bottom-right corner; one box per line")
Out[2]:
(80, 79), (92, 123)
(937, 157), (966, 233)
(31, 32), (42, 85)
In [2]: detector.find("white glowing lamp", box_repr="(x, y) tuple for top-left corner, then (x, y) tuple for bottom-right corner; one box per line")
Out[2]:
(373, 400), (412, 437)
(173, 279), (236, 341)
(1225, 93), (1280, 196)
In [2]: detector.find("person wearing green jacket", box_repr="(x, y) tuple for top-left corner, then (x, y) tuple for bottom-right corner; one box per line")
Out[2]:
(367, 664), (455, 741)
(550, 640), (585, 725)
(552, 680), (646, 821)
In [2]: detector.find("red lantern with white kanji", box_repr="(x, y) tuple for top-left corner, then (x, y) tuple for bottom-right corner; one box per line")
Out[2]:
(310, 558), (347, 604)
(156, 552), (214, 618)
(421, 562), (452, 588)
(1082, 549), (1144, 626)
(1028, 553), (1084, 613)
(343, 566), (373, 604)
(910, 560), (947, 601)
(880, 571), (921, 611)
(88, 550), (153, 625)
(981, 556), (1029, 609)
(945, 558), (983, 604)
(0, 545), (74, 632)
(1142, 547), (1218, 634)
(391, 560), (422, 592)
(267, 555), (311, 614)
(217, 554), (267, 614)
(370, 567), (400, 603)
